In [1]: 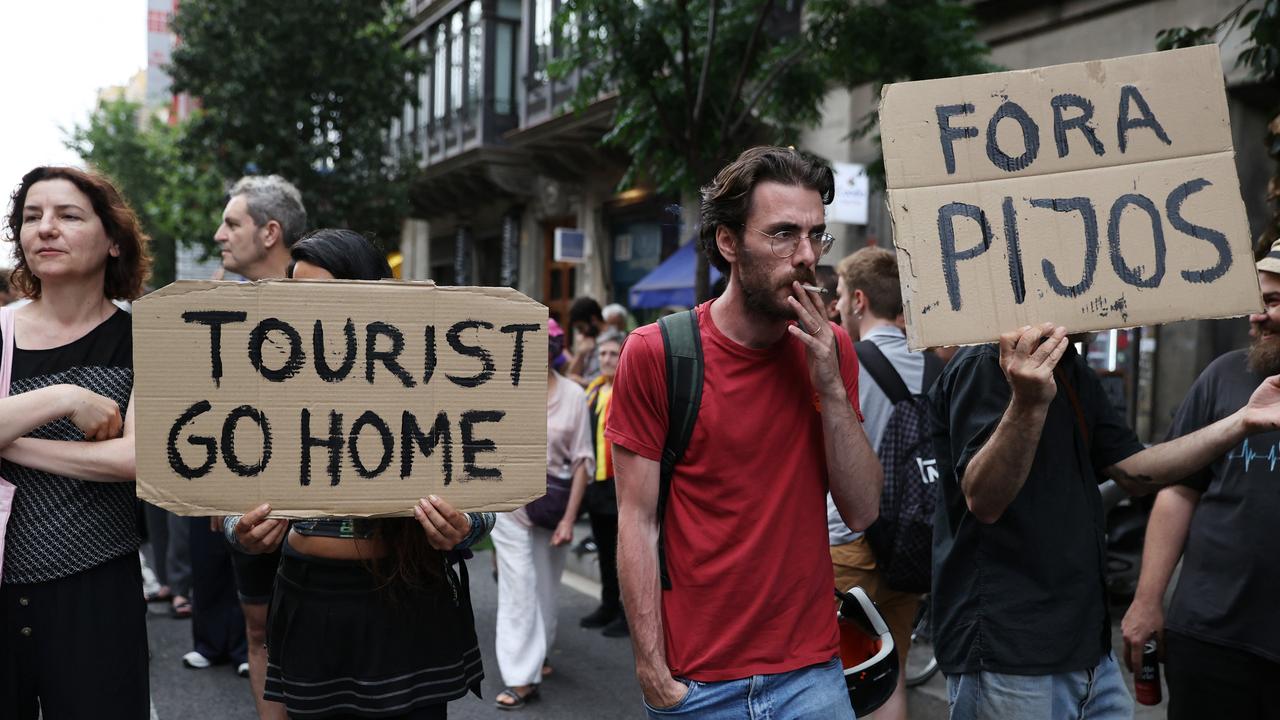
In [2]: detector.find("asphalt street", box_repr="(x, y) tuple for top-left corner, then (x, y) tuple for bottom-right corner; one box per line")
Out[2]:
(145, 548), (647, 720)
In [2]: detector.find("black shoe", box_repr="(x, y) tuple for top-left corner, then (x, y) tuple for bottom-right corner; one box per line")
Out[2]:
(602, 615), (630, 638)
(580, 605), (619, 628)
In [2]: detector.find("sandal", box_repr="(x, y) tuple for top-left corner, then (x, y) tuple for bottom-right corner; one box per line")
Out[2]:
(145, 586), (173, 604)
(170, 597), (193, 619)
(495, 685), (540, 710)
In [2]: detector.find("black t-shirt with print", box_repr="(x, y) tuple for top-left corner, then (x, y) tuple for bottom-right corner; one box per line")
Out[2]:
(1, 308), (136, 585)
(1165, 349), (1280, 663)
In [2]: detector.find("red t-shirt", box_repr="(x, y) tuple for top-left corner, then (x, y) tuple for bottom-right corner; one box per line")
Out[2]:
(605, 300), (862, 681)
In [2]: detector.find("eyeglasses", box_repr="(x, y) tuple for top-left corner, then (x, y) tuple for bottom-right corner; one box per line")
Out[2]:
(740, 225), (835, 259)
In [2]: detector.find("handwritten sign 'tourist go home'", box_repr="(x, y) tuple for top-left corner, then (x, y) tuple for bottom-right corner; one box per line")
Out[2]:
(879, 44), (1261, 350)
(134, 280), (548, 518)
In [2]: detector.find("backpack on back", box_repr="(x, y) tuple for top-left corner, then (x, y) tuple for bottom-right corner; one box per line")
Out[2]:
(854, 340), (943, 594)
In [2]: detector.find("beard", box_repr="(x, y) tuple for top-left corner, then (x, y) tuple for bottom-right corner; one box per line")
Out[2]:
(737, 241), (815, 323)
(1247, 332), (1280, 376)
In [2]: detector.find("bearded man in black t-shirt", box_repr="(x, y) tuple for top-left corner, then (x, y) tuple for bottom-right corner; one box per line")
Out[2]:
(1121, 251), (1280, 720)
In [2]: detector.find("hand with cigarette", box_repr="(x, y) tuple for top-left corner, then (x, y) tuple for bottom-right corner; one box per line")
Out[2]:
(786, 280), (842, 398)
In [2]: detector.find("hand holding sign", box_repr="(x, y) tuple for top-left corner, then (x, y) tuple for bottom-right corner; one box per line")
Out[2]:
(414, 495), (472, 551)
(234, 503), (288, 554)
(999, 323), (1068, 407)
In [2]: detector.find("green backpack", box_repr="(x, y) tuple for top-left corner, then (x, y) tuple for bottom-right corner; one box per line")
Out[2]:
(655, 309), (703, 590)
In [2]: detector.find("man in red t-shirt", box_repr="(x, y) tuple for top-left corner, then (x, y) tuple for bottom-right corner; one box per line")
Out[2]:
(607, 146), (883, 718)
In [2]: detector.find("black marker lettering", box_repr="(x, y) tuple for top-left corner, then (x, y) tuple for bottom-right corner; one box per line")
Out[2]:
(937, 202), (994, 311)
(985, 100), (1040, 172)
(349, 411), (393, 478)
(1050, 93), (1105, 158)
(1029, 197), (1099, 298)
(365, 322), (415, 387)
(501, 323), (540, 387)
(1117, 85), (1172, 153)
(1167, 178), (1231, 284)
(300, 408), (343, 487)
(935, 104), (979, 175)
(166, 400), (216, 479)
(447, 320), (496, 388)
(313, 318), (357, 382)
(461, 410), (504, 480)
(401, 410), (453, 485)
(423, 325), (438, 385)
(182, 311), (247, 387)
(248, 318), (306, 382)
(1108, 193), (1166, 288)
(1001, 197), (1027, 304)
(220, 405), (272, 477)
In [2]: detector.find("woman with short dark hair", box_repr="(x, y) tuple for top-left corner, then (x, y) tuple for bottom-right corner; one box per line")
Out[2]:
(0, 166), (151, 716)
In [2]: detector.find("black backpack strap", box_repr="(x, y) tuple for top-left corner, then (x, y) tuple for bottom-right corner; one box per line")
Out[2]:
(855, 340), (911, 404)
(656, 309), (703, 590)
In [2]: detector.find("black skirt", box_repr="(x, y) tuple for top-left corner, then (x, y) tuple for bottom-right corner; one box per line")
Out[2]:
(264, 542), (483, 718)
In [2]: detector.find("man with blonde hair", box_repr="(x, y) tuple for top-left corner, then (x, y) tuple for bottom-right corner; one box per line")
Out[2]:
(830, 246), (933, 720)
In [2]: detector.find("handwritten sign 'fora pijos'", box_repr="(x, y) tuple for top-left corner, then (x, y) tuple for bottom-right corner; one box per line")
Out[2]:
(880, 45), (1261, 350)
(134, 280), (548, 517)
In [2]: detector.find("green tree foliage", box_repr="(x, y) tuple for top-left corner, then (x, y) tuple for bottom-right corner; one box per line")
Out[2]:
(554, 0), (995, 298)
(167, 0), (424, 247)
(1157, 1), (1280, 255)
(66, 98), (224, 287)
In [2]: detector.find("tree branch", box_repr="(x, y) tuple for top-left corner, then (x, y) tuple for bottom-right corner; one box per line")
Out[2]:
(693, 0), (719, 131)
(679, 0), (695, 143)
(603, 5), (684, 153)
(726, 43), (808, 141)
(719, 0), (776, 143)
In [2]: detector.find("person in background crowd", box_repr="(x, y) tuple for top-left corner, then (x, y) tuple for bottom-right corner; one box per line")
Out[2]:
(143, 499), (193, 618)
(930, 310), (1280, 718)
(228, 228), (489, 719)
(829, 247), (924, 720)
(609, 146), (881, 717)
(580, 330), (628, 638)
(0, 166), (149, 717)
(492, 318), (593, 710)
(816, 263), (840, 324)
(602, 303), (634, 334)
(1121, 246), (1280, 720)
(568, 296), (607, 386)
(0, 269), (18, 305)
(201, 175), (306, 719)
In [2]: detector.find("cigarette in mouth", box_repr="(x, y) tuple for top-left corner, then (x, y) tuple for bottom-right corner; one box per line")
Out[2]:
(800, 284), (827, 295)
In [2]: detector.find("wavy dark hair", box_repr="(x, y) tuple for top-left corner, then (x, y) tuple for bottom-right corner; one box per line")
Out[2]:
(5, 166), (151, 300)
(287, 228), (442, 593)
(699, 146), (834, 274)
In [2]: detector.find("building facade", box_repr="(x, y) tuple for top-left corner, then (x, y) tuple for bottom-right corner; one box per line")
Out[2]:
(393, 0), (682, 324)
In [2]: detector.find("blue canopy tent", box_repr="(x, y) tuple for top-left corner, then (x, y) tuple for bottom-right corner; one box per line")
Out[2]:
(628, 241), (723, 309)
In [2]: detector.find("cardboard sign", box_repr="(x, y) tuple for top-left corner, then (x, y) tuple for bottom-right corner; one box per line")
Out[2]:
(134, 280), (548, 517)
(880, 45), (1261, 349)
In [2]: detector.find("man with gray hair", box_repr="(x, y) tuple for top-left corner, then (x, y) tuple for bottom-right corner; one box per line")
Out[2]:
(214, 175), (307, 281)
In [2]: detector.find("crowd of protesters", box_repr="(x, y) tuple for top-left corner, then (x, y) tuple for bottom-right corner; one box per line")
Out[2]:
(2, 146), (1279, 720)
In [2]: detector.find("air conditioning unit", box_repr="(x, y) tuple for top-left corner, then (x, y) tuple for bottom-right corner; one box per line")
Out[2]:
(554, 227), (586, 263)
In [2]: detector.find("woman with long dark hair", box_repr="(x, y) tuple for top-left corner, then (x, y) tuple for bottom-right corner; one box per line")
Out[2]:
(0, 166), (150, 717)
(227, 228), (492, 719)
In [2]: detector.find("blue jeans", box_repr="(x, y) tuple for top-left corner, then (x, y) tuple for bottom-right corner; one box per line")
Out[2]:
(644, 655), (855, 719)
(945, 652), (1134, 720)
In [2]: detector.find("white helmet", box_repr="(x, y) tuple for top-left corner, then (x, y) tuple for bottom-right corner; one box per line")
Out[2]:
(836, 586), (899, 716)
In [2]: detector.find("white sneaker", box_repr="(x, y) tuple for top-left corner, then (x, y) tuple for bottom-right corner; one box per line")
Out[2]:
(237, 662), (250, 678)
(182, 651), (211, 669)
